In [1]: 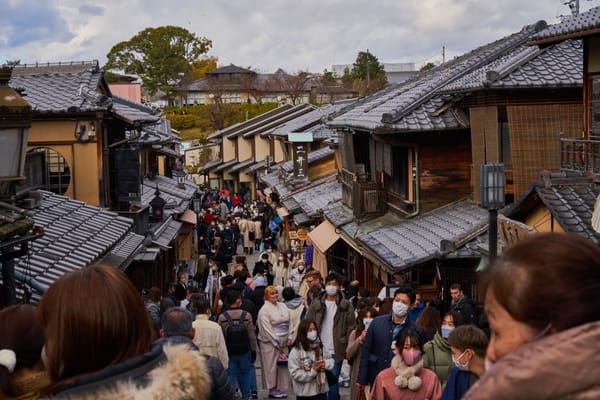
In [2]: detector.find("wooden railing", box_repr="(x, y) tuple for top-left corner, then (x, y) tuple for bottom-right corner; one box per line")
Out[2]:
(561, 138), (600, 174)
(341, 168), (387, 220)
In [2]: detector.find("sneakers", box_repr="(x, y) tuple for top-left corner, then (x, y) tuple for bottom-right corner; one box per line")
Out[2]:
(268, 389), (288, 398)
(251, 390), (258, 399)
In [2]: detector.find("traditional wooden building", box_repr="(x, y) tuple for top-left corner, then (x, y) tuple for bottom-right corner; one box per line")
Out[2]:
(325, 19), (583, 301)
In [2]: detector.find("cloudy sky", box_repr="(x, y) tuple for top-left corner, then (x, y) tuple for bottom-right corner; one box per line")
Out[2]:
(1, 0), (599, 74)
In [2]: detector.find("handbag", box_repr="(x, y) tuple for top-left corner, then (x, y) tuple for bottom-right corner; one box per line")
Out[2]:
(277, 351), (288, 365)
(356, 387), (367, 400)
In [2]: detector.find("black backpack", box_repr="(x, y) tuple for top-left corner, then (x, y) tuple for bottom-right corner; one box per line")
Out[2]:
(222, 310), (250, 354)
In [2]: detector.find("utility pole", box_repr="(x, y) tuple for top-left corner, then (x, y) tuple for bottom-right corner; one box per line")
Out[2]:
(442, 46), (446, 64)
(564, 0), (580, 16)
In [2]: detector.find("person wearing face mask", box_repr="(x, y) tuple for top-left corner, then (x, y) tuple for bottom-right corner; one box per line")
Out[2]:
(189, 293), (229, 371)
(441, 324), (487, 400)
(274, 253), (289, 288)
(305, 273), (356, 400)
(370, 328), (442, 400)
(346, 307), (378, 400)
(357, 285), (425, 391)
(287, 260), (306, 293)
(463, 233), (600, 399)
(422, 311), (465, 389)
(288, 319), (328, 399)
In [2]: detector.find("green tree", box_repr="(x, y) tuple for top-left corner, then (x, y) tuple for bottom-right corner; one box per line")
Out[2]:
(341, 67), (353, 88)
(420, 62), (436, 72)
(351, 50), (387, 96)
(104, 25), (212, 97)
(321, 69), (337, 86)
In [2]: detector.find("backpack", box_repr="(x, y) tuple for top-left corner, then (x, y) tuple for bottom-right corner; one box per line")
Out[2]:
(222, 310), (251, 354)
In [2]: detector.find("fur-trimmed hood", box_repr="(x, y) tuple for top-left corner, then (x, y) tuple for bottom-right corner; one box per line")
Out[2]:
(55, 343), (212, 400)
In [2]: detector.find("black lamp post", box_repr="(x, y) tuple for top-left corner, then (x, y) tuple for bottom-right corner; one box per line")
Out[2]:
(0, 66), (33, 306)
(480, 163), (505, 262)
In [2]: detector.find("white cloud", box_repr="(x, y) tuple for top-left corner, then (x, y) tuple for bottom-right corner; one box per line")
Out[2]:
(2, 0), (600, 71)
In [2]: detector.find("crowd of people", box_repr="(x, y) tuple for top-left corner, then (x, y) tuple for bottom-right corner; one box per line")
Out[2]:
(0, 215), (599, 399)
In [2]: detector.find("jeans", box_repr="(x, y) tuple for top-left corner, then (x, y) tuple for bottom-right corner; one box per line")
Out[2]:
(250, 355), (257, 391)
(228, 352), (252, 400)
(327, 360), (343, 400)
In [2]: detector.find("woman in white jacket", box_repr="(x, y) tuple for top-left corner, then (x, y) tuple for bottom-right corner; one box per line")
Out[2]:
(286, 260), (307, 294)
(288, 318), (328, 400)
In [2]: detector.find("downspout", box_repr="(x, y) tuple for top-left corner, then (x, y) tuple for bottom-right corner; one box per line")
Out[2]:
(405, 146), (420, 218)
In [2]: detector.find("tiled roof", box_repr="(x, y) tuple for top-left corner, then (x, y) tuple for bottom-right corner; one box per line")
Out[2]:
(509, 172), (600, 244)
(356, 199), (488, 270)
(152, 218), (182, 249)
(205, 64), (256, 75)
(322, 200), (354, 227)
(287, 179), (341, 217)
(243, 160), (268, 174)
(199, 158), (223, 173)
(293, 213), (311, 226)
(269, 100), (358, 139)
(213, 158), (239, 173)
(9, 61), (167, 128)
(101, 231), (145, 270)
(329, 21), (548, 132)
(14, 190), (136, 302)
(141, 175), (197, 216)
(111, 95), (161, 125)
(228, 157), (255, 173)
(442, 39), (582, 92)
(207, 105), (294, 140)
(260, 147), (335, 195)
(531, 6), (600, 43)
(242, 105), (315, 139)
(9, 61), (109, 113)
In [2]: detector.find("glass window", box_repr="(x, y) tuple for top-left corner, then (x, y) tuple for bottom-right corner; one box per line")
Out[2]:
(28, 147), (71, 195)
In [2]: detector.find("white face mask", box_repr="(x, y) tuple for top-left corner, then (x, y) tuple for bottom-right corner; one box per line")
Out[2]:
(452, 350), (470, 371)
(307, 331), (318, 341)
(325, 285), (338, 296)
(392, 301), (408, 317)
(363, 318), (373, 329)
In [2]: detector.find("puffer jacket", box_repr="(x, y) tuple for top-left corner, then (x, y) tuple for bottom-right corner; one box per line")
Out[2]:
(423, 331), (454, 388)
(463, 320), (600, 399)
(53, 340), (233, 400)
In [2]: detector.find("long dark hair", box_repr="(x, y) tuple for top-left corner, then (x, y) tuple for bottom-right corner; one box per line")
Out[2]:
(356, 307), (377, 337)
(293, 318), (321, 353)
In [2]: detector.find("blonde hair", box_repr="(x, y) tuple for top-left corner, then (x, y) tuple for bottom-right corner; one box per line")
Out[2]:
(264, 285), (278, 300)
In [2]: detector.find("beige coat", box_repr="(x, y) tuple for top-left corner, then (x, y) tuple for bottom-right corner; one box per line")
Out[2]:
(238, 218), (251, 246)
(192, 314), (229, 369)
(253, 220), (263, 240)
(463, 320), (600, 400)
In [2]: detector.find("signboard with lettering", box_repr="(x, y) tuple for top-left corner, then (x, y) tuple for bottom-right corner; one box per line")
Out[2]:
(293, 142), (308, 180)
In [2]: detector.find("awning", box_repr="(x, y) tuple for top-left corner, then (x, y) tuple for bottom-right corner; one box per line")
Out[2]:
(213, 159), (238, 173)
(199, 158), (223, 174)
(153, 219), (182, 249)
(294, 213), (311, 226)
(276, 206), (289, 218)
(179, 209), (197, 225)
(243, 160), (267, 174)
(229, 157), (255, 173)
(152, 145), (180, 157)
(308, 220), (340, 253)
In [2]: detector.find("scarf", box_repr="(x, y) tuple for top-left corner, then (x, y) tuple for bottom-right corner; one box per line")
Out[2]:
(299, 344), (326, 391)
(391, 354), (423, 391)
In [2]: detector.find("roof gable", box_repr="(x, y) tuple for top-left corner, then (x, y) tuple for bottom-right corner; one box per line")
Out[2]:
(531, 6), (600, 44)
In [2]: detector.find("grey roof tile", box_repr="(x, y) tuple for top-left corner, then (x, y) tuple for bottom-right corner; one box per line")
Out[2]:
(329, 21), (548, 132)
(356, 199), (488, 270)
(13, 191), (135, 302)
(288, 180), (342, 216)
(141, 175), (197, 216)
(532, 6), (600, 42)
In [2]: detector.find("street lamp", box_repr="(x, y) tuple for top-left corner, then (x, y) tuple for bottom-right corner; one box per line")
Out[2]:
(0, 66), (35, 306)
(480, 163), (505, 262)
(0, 67), (32, 200)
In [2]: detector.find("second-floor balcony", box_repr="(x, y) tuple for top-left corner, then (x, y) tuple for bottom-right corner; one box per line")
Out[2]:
(560, 138), (600, 177)
(341, 168), (387, 220)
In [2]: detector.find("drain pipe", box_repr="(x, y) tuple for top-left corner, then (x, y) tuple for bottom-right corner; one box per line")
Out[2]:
(0, 264), (48, 294)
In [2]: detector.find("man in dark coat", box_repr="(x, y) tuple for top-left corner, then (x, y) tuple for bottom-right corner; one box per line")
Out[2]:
(449, 283), (478, 325)
(357, 284), (425, 388)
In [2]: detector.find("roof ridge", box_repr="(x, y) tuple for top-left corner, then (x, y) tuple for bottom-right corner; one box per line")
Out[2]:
(381, 21), (547, 124)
